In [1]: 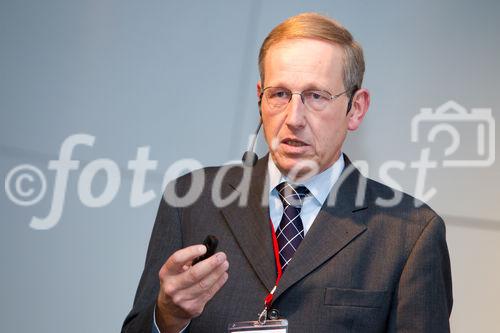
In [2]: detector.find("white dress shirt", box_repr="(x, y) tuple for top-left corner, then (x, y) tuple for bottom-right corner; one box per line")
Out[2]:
(267, 153), (345, 235)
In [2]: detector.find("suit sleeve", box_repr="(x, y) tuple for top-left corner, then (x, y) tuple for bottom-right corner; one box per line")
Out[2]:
(121, 196), (184, 333)
(387, 215), (453, 332)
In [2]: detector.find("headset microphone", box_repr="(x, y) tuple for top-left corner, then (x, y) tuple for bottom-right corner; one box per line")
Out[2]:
(241, 120), (262, 167)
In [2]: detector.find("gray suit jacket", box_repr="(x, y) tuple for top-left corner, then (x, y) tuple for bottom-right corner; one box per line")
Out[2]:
(122, 155), (452, 332)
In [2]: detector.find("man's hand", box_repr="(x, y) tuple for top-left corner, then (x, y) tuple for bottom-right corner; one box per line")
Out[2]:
(155, 244), (229, 333)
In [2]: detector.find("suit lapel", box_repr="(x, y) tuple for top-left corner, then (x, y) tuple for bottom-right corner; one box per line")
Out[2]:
(218, 155), (370, 298)
(273, 156), (369, 301)
(220, 155), (277, 291)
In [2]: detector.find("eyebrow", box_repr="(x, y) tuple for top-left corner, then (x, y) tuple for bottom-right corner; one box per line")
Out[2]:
(266, 82), (332, 92)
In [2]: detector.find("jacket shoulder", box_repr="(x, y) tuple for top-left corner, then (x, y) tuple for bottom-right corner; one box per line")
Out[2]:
(364, 176), (442, 227)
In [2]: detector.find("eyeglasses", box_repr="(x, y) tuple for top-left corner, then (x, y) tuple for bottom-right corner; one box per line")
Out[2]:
(260, 86), (349, 112)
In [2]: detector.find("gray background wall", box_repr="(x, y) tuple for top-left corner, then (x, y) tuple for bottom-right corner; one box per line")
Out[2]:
(1, 0), (499, 332)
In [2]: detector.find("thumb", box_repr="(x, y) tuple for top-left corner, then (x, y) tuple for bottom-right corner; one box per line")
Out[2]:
(163, 244), (207, 275)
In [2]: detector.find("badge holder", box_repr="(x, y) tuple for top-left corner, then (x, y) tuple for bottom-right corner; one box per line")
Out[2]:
(227, 319), (288, 333)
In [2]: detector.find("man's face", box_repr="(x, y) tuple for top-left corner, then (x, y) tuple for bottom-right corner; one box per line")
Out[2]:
(259, 38), (355, 178)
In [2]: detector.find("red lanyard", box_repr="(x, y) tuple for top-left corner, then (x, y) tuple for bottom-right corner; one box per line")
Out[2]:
(264, 219), (283, 310)
(257, 220), (285, 324)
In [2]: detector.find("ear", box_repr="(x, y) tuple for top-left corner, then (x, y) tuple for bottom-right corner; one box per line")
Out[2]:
(347, 88), (370, 131)
(257, 81), (263, 116)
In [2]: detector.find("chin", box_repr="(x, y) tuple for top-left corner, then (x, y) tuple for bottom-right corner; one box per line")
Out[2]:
(274, 156), (320, 179)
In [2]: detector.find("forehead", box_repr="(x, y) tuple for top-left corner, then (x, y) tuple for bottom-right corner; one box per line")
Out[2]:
(263, 38), (345, 89)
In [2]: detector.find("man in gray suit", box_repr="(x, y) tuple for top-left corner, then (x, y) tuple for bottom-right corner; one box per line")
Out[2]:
(122, 13), (452, 332)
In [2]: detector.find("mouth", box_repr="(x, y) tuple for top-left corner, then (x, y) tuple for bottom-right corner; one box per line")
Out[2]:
(280, 138), (310, 156)
(282, 138), (308, 146)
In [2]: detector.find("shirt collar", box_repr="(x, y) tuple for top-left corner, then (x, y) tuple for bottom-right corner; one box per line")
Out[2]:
(267, 153), (345, 205)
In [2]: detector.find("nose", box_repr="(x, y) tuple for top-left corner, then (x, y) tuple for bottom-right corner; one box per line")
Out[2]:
(285, 93), (307, 129)
(290, 92), (306, 105)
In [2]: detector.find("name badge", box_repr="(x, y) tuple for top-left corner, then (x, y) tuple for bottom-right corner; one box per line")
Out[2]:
(227, 319), (288, 333)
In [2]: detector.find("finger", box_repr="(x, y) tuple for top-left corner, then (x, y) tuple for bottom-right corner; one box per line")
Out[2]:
(188, 258), (229, 295)
(170, 272), (228, 320)
(164, 245), (207, 275)
(176, 252), (227, 289)
(178, 269), (229, 307)
(211, 271), (229, 297)
(198, 271), (229, 304)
